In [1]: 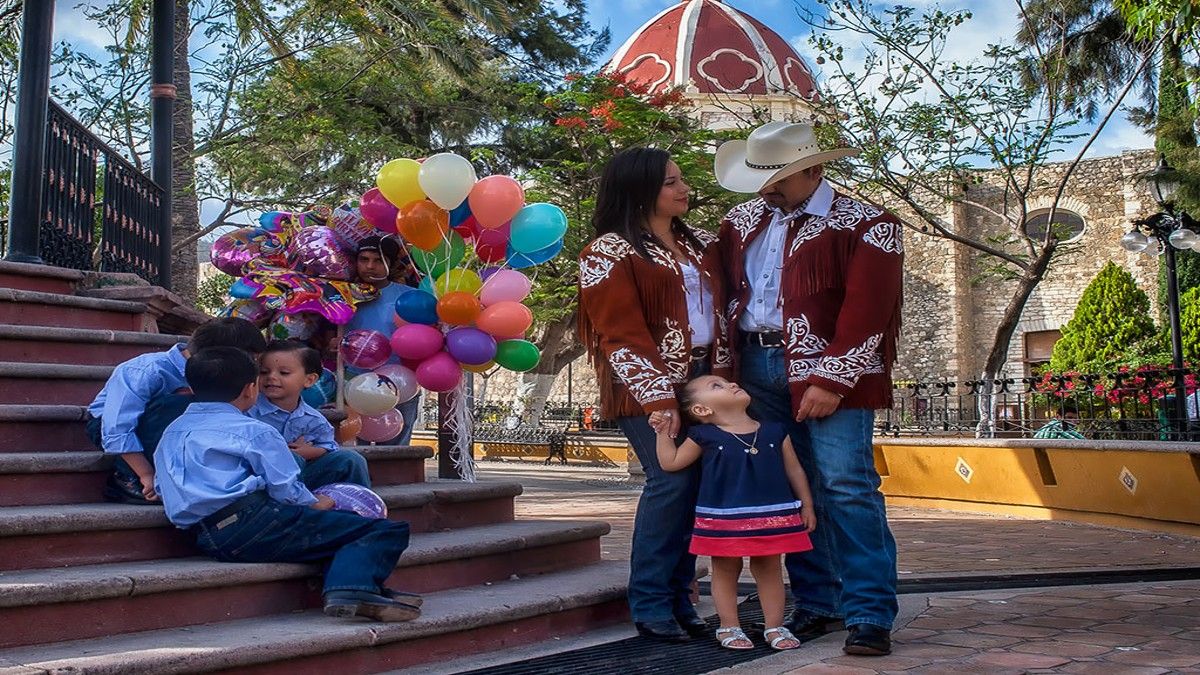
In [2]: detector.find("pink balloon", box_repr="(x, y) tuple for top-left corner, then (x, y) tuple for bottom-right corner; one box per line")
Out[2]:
(468, 176), (525, 230)
(358, 408), (406, 443)
(480, 269), (532, 306)
(360, 187), (399, 234)
(373, 363), (420, 403)
(390, 324), (444, 361)
(475, 222), (510, 264)
(341, 329), (392, 369)
(416, 352), (463, 393)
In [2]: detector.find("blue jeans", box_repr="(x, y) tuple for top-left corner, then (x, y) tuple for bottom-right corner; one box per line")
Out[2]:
(738, 343), (898, 629)
(293, 450), (372, 489)
(192, 492), (409, 595)
(618, 360), (709, 623)
(86, 393), (193, 483)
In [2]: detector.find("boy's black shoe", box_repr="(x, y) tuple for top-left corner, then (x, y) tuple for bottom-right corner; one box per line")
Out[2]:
(324, 590), (421, 622)
(674, 611), (711, 637)
(102, 473), (157, 505)
(381, 587), (424, 607)
(843, 624), (892, 655)
(784, 609), (846, 637)
(635, 619), (690, 642)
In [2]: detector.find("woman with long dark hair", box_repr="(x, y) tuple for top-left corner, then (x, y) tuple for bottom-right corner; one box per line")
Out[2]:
(579, 147), (730, 642)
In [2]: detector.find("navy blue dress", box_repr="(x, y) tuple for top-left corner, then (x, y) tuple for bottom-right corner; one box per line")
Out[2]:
(687, 422), (813, 557)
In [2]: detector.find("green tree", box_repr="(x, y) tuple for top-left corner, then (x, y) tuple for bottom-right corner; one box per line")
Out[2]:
(1050, 262), (1156, 371)
(195, 272), (234, 316)
(1178, 285), (1200, 362)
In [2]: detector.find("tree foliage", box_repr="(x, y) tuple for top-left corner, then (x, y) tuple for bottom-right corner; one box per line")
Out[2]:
(1050, 262), (1157, 371)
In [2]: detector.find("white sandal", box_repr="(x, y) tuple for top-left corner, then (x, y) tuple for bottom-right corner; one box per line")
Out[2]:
(764, 626), (800, 651)
(716, 626), (754, 650)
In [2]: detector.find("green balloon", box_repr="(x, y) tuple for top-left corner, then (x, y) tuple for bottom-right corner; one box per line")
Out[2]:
(495, 339), (541, 372)
(409, 231), (466, 278)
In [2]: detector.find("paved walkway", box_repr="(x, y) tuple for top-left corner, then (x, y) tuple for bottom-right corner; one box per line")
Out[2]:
(468, 462), (1200, 675)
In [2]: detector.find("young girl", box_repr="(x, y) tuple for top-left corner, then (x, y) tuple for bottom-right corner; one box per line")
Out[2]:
(250, 339), (371, 488)
(651, 375), (817, 651)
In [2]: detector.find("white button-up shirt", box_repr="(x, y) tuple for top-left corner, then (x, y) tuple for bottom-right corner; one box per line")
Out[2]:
(680, 261), (714, 346)
(740, 180), (835, 333)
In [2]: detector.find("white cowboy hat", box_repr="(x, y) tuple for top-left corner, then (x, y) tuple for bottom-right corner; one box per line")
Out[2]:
(714, 121), (860, 194)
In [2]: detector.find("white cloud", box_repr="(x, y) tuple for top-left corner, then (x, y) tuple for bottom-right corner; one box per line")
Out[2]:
(53, 1), (112, 53)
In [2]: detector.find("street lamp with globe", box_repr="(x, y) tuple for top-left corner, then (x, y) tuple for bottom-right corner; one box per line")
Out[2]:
(1120, 154), (1195, 434)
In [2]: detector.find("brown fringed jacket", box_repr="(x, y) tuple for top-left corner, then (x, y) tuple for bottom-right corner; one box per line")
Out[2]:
(718, 190), (903, 413)
(578, 227), (732, 419)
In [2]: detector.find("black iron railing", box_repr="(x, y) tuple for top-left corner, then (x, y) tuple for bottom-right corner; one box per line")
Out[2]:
(420, 399), (622, 440)
(879, 369), (1200, 440)
(40, 100), (162, 280)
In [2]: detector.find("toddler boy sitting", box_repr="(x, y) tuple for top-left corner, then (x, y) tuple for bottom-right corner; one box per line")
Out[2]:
(154, 346), (420, 621)
(249, 339), (371, 488)
(86, 317), (267, 504)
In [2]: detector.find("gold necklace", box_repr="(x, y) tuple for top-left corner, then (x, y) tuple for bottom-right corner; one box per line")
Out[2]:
(722, 426), (759, 455)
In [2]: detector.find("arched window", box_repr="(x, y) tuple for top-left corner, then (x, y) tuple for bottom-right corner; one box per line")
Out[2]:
(1024, 208), (1086, 243)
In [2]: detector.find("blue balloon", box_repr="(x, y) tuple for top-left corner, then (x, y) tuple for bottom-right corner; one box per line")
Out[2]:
(509, 203), (568, 254)
(394, 289), (439, 325)
(302, 368), (337, 407)
(506, 238), (564, 269)
(229, 278), (255, 299)
(449, 199), (473, 228)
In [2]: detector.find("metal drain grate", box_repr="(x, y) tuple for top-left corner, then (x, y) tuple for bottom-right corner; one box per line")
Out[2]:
(457, 596), (805, 675)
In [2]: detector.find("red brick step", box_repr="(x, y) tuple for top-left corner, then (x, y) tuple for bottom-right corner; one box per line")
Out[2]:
(0, 260), (84, 295)
(0, 325), (180, 366)
(0, 362), (110, 406)
(0, 288), (150, 332)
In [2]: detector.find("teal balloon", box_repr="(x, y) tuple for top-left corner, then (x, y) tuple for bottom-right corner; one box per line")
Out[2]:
(506, 238), (563, 269)
(419, 276), (435, 294)
(394, 289), (439, 325)
(229, 278), (255, 299)
(509, 203), (568, 254)
(302, 368), (337, 407)
(408, 232), (466, 278)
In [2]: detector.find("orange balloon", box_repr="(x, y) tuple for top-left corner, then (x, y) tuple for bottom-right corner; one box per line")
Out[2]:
(336, 410), (363, 444)
(463, 360), (495, 373)
(468, 176), (525, 229)
(476, 301), (533, 338)
(436, 291), (482, 325)
(396, 200), (450, 251)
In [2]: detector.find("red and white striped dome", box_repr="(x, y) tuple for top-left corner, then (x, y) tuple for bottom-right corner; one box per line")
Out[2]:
(606, 0), (817, 98)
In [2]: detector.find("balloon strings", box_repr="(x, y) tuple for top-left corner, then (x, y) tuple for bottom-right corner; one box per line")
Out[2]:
(448, 379), (477, 482)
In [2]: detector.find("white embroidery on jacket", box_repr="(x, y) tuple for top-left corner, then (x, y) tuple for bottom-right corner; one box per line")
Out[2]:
(812, 333), (885, 387)
(609, 347), (675, 404)
(786, 314), (829, 357)
(714, 313), (732, 368)
(579, 234), (634, 289)
(726, 199), (768, 242)
(788, 357), (823, 383)
(659, 319), (689, 382)
(788, 197), (886, 256)
(863, 220), (904, 254)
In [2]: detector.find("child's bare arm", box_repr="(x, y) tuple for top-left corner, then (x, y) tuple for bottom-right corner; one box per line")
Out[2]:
(655, 428), (702, 472)
(288, 437), (327, 460)
(781, 436), (817, 531)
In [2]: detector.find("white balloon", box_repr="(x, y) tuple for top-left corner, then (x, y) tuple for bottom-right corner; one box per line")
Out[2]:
(418, 153), (478, 210)
(344, 373), (400, 416)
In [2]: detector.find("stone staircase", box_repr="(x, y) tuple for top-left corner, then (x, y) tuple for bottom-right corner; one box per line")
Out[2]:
(0, 261), (627, 674)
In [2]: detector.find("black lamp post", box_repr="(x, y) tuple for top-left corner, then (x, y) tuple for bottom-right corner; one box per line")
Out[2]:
(1120, 154), (1193, 434)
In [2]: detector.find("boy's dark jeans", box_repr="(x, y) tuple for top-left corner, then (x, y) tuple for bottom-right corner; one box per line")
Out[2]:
(191, 492), (410, 595)
(85, 393), (193, 481)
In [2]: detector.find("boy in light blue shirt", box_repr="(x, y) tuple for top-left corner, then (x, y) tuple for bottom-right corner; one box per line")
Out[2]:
(86, 317), (267, 504)
(155, 346), (421, 622)
(249, 339), (371, 487)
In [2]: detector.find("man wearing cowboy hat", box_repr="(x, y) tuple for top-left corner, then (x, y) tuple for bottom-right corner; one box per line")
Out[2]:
(715, 121), (903, 656)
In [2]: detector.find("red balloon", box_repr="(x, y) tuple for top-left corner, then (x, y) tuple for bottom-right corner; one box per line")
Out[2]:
(474, 222), (509, 264)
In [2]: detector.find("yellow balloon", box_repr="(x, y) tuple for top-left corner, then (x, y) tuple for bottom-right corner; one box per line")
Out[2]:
(376, 158), (426, 208)
(462, 360), (496, 374)
(435, 269), (483, 296)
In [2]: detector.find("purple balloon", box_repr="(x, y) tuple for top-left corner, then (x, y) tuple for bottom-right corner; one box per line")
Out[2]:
(341, 329), (392, 370)
(480, 266), (502, 282)
(288, 226), (353, 280)
(446, 327), (498, 366)
(313, 483), (388, 519)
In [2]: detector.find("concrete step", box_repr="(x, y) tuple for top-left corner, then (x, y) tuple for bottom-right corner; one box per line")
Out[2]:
(0, 519), (610, 649)
(0, 362), (111, 405)
(0, 324), (180, 365)
(0, 560), (627, 673)
(0, 260), (84, 295)
(0, 445), (434, 506)
(0, 479), (522, 570)
(0, 287), (151, 331)
(0, 404), (90, 453)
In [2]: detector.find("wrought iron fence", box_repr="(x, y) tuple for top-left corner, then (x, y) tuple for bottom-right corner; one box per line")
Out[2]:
(419, 398), (621, 441)
(878, 370), (1199, 440)
(40, 100), (162, 280)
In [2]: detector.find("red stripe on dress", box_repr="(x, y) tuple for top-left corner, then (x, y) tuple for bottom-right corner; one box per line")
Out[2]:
(694, 513), (804, 532)
(689, 532), (814, 557)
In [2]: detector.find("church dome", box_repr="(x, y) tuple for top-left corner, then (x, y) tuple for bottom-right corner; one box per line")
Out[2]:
(606, 0), (818, 99)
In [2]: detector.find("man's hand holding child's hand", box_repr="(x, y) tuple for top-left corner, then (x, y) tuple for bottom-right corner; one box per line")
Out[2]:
(648, 408), (682, 438)
(289, 437), (326, 460)
(800, 504), (817, 532)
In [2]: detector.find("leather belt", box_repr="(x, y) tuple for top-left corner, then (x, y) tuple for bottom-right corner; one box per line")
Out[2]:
(743, 331), (785, 348)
